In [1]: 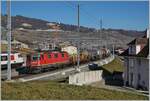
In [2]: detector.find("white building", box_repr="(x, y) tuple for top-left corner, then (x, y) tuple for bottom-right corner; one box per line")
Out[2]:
(121, 29), (149, 91)
(61, 46), (77, 56)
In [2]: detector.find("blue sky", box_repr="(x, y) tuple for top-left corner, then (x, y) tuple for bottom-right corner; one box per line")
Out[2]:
(1, 1), (149, 31)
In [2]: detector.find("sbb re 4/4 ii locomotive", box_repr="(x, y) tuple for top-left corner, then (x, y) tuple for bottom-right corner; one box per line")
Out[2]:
(17, 51), (70, 74)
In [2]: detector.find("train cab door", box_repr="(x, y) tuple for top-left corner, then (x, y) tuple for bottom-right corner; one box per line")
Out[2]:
(40, 54), (45, 65)
(31, 53), (40, 67)
(26, 54), (31, 67)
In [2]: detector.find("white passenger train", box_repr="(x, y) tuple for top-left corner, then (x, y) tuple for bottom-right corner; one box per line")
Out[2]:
(1, 52), (24, 70)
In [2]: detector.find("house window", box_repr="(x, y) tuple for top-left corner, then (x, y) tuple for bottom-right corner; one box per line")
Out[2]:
(126, 59), (129, 67)
(130, 73), (133, 82)
(130, 73), (133, 86)
(138, 74), (141, 81)
(138, 59), (141, 66)
(130, 59), (134, 68)
(129, 45), (135, 54)
(142, 81), (145, 86)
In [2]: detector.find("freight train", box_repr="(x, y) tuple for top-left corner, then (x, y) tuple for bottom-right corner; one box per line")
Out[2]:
(16, 48), (110, 74)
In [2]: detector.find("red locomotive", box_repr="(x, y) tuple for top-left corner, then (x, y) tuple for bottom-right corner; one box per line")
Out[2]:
(17, 51), (70, 73)
(16, 48), (111, 74)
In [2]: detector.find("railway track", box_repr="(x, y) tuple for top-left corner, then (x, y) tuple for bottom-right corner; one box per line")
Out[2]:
(2, 55), (114, 82)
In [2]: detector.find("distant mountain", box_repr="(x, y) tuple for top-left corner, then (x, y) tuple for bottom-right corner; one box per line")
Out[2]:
(1, 14), (145, 36)
(1, 14), (147, 50)
(1, 14), (96, 32)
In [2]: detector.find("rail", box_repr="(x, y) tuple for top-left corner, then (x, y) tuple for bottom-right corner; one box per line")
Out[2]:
(2, 54), (114, 82)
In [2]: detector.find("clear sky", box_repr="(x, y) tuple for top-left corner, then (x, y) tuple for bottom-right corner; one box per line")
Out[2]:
(1, 1), (149, 31)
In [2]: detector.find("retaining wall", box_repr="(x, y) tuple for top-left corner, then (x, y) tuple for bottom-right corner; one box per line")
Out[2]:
(69, 70), (103, 85)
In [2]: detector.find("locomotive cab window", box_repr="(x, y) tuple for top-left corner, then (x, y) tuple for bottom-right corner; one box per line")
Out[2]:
(62, 53), (64, 58)
(1, 56), (7, 61)
(54, 54), (58, 58)
(48, 54), (51, 58)
(32, 55), (38, 61)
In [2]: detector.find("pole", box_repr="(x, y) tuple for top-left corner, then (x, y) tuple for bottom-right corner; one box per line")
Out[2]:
(77, 4), (80, 71)
(0, 0), (1, 81)
(113, 44), (114, 58)
(99, 19), (102, 59)
(7, 0), (11, 80)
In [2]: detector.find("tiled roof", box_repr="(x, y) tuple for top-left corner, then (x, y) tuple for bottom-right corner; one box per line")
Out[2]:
(137, 43), (149, 58)
(127, 38), (148, 45)
(120, 43), (149, 58)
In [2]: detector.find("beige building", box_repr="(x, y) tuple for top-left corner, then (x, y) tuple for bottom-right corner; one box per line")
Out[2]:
(61, 46), (77, 55)
(1, 39), (29, 50)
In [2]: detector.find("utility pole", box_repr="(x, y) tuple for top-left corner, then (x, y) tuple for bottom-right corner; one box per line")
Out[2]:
(99, 19), (102, 59)
(76, 4), (80, 72)
(7, 0), (11, 80)
(112, 44), (114, 58)
(100, 19), (102, 48)
(0, 1), (1, 81)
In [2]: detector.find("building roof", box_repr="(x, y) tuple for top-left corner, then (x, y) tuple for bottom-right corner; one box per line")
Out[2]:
(137, 43), (149, 58)
(120, 43), (149, 58)
(127, 38), (148, 45)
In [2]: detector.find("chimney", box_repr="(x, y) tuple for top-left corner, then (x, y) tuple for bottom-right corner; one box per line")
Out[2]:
(146, 29), (150, 38)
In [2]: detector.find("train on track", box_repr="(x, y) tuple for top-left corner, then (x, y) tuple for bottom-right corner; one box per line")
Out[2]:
(1, 47), (110, 74)
(1, 51), (24, 70)
(16, 48), (110, 74)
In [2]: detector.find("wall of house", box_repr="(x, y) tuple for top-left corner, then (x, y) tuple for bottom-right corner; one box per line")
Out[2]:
(136, 45), (141, 54)
(135, 58), (149, 90)
(128, 45), (141, 55)
(123, 57), (149, 90)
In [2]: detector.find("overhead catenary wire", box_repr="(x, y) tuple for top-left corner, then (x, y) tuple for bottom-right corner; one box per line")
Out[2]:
(66, 2), (100, 28)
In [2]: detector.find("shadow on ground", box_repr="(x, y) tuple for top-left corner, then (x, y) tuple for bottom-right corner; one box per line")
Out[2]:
(89, 66), (123, 86)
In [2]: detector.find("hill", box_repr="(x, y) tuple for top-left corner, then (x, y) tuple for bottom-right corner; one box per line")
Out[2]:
(1, 81), (148, 100)
(1, 14), (146, 49)
(1, 15), (96, 32)
(1, 14), (145, 35)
